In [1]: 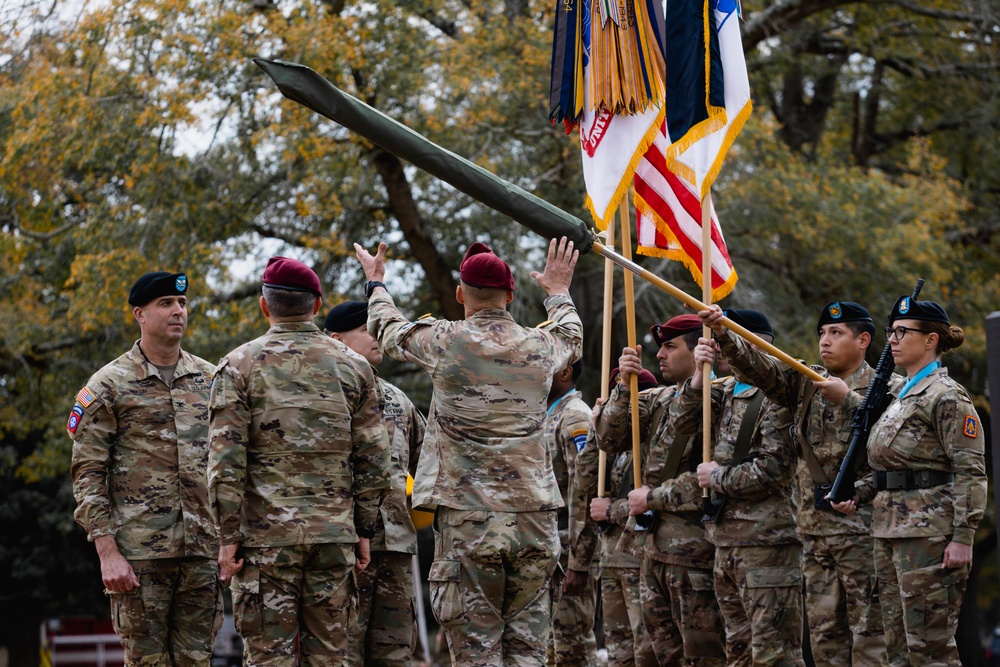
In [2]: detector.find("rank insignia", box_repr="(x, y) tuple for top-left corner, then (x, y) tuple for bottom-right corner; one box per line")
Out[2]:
(67, 405), (84, 434)
(963, 415), (978, 438)
(898, 297), (910, 314)
(828, 302), (842, 319)
(76, 387), (97, 408)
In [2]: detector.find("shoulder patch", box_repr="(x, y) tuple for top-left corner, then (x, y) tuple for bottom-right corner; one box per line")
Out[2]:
(572, 429), (589, 452)
(76, 387), (97, 408)
(66, 404), (84, 434)
(963, 415), (979, 438)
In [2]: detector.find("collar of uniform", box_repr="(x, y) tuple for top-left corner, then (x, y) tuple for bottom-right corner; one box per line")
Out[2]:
(469, 308), (514, 321)
(267, 320), (322, 334)
(899, 362), (945, 399)
(128, 339), (196, 383)
(547, 388), (579, 417)
(843, 361), (874, 392)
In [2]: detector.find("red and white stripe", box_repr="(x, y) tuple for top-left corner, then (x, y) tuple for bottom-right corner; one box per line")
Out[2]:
(633, 122), (738, 300)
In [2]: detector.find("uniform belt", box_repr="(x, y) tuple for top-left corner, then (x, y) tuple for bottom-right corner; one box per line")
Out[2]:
(875, 470), (955, 491)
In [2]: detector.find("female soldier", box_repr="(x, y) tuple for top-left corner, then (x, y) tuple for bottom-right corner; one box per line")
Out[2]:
(828, 296), (986, 667)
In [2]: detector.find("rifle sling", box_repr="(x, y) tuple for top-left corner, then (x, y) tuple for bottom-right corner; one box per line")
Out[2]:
(796, 381), (832, 486)
(732, 389), (766, 466)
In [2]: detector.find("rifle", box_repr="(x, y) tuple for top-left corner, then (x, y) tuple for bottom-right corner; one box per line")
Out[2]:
(826, 279), (924, 503)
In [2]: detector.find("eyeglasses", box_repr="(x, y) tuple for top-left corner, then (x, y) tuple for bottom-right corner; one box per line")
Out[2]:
(885, 325), (933, 341)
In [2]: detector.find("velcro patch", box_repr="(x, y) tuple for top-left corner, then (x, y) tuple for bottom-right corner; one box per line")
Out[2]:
(963, 415), (979, 438)
(76, 387), (97, 408)
(67, 405), (84, 434)
(572, 429), (589, 452)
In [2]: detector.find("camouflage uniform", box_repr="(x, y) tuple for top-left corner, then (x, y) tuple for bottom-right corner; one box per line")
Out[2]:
(69, 341), (222, 666)
(717, 330), (889, 665)
(543, 389), (599, 667)
(856, 366), (987, 667)
(207, 322), (391, 667)
(367, 289), (582, 667)
(350, 376), (427, 667)
(596, 383), (725, 665)
(573, 415), (656, 666)
(672, 377), (805, 667)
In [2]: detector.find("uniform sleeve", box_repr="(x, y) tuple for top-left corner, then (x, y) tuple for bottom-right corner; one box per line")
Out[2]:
(717, 329), (804, 411)
(349, 363), (393, 538)
(541, 293), (584, 370)
(207, 359), (250, 545)
(648, 470), (703, 513)
(69, 390), (118, 541)
(670, 378), (722, 439)
(709, 403), (798, 499)
(594, 384), (655, 455)
(367, 290), (442, 373)
(607, 498), (630, 525)
(567, 432), (601, 572)
(936, 392), (987, 545)
(560, 406), (592, 569)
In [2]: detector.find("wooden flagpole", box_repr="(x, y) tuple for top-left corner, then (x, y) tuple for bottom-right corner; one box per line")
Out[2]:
(597, 216), (617, 498)
(589, 240), (826, 383)
(618, 197), (643, 490)
(701, 193), (714, 495)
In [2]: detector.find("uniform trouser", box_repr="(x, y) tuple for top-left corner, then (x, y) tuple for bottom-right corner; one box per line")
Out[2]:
(231, 543), (356, 667)
(639, 557), (726, 666)
(802, 533), (887, 666)
(546, 559), (600, 667)
(600, 565), (658, 667)
(874, 534), (968, 667)
(429, 508), (559, 667)
(107, 556), (222, 667)
(714, 543), (805, 667)
(349, 549), (416, 667)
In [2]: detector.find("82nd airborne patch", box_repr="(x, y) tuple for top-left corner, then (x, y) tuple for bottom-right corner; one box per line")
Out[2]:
(67, 405), (84, 434)
(963, 414), (979, 438)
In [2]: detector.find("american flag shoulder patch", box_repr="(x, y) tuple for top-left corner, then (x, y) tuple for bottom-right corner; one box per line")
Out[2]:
(963, 415), (978, 438)
(76, 387), (97, 408)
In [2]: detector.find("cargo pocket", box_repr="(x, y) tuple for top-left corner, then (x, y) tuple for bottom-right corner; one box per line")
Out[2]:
(900, 564), (966, 643)
(232, 564), (263, 637)
(429, 560), (466, 628)
(746, 565), (802, 629)
(109, 588), (148, 637)
(688, 569), (715, 592)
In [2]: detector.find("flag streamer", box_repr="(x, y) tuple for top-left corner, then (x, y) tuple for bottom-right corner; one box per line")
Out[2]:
(588, 0), (666, 116)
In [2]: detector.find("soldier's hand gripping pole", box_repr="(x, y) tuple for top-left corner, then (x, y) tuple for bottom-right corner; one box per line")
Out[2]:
(827, 279), (925, 503)
(592, 240), (827, 383)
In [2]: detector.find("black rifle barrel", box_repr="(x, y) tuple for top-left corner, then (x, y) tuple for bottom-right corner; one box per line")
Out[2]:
(827, 279), (925, 503)
(254, 59), (594, 253)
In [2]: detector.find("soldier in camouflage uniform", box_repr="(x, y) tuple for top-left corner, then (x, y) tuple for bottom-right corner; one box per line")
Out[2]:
(574, 369), (659, 667)
(677, 310), (805, 667)
(325, 300), (428, 667)
(69, 271), (222, 666)
(354, 237), (582, 667)
(830, 297), (986, 667)
(542, 359), (598, 667)
(207, 257), (391, 667)
(615, 314), (726, 666)
(699, 302), (888, 665)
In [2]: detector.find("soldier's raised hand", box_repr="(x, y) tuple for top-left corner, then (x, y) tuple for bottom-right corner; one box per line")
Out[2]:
(531, 237), (578, 296)
(354, 242), (388, 282)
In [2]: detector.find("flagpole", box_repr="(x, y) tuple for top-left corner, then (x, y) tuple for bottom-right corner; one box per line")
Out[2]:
(701, 192), (714, 497)
(590, 240), (826, 383)
(598, 216), (617, 499)
(618, 197), (643, 491)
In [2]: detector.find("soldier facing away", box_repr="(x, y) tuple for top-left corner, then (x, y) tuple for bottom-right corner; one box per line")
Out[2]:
(207, 257), (391, 666)
(354, 236), (583, 667)
(325, 300), (428, 667)
(69, 271), (222, 666)
(700, 301), (889, 665)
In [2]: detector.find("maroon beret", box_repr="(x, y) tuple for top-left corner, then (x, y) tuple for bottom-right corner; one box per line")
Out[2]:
(460, 242), (514, 291)
(262, 256), (322, 297)
(609, 367), (659, 392)
(650, 314), (702, 346)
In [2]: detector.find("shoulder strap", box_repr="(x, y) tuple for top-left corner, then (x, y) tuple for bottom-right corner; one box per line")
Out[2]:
(732, 390), (766, 463)
(796, 382), (831, 485)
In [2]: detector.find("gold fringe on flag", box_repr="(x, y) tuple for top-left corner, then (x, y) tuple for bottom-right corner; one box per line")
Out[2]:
(588, 0), (665, 116)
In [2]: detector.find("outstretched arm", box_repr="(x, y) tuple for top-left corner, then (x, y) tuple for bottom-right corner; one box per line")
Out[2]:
(531, 236), (578, 296)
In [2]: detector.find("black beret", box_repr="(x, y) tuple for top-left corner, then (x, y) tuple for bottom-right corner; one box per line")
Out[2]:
(129, 272), (187, 307)
(888, 296), (949, 325)
(324, 301), (368, 333)
(723, 309), (774, 339)
(817, 301), (873, 331)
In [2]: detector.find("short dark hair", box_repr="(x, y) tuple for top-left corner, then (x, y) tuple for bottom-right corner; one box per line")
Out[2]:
(262, 286), (316, 318)
(680, 329), (701, 351)
(844, 320), (875, 339)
